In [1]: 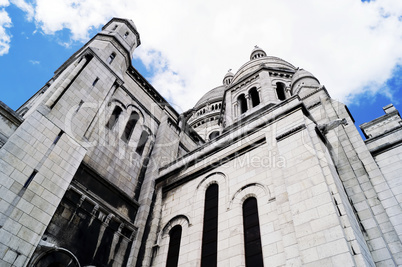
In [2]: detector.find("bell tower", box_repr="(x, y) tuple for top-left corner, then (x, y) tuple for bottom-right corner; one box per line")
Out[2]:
(81, 18), (141, 74)
(99, 18), (141, 58)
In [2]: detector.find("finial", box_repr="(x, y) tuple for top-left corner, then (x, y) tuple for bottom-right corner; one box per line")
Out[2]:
(228, 68), (232, 72)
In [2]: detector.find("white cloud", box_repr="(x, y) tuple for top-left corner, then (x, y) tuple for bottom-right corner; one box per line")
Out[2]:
(10, 0), (33, 20)
(29, 59), (39, 64)
(11, 0), (402, 111)
(0, 2), (11, 56)
(32, 0), (122, 41)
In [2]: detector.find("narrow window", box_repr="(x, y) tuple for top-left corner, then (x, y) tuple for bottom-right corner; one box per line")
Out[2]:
(122, 111), (139, 142)
(201, 184), (219, 267)
(106, 106), (122, 129)
(166, 225), (182, 267)
(238, 94), (247, 114)
(107, 52), (116, 64)
(24, 169), (38, 188)
(112, 25), (118, 31)
(249, 87), (260, 107)
(243, 197), (263, 267)
(92, 77), (99, 86)
(53, 130), (64, 145)
(136, 130), (149, 155)
(276, 82), (286, 101)
(76, 100), (84, 112)
(124, 32), (129, 38)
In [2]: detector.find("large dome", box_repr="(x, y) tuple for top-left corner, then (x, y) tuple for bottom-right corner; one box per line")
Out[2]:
(194, 85), (225, 108)
(232, 56), (296, 84)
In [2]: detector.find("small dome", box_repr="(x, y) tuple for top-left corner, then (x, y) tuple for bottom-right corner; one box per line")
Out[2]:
(194, 85), (225, 109)
(291, 69), (319, 86)
(250, 46), (267, 60)
(290, 68), (320, 95)
(223, 69), (234, 86)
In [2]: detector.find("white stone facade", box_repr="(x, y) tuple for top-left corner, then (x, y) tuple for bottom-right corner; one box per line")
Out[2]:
(0, 17), (401, 266)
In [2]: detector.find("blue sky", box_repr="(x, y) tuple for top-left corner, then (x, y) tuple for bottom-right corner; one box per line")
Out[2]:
(0, 0), (401, 138)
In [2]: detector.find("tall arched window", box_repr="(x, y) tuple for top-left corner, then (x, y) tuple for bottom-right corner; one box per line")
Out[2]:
(276, 82), (286, 101)
(166, 225), (182, 267)
(201, 184), (219, 267)
(249, 87), (260, 107)
(106, 106), (122, 129)
(243, 197), (263, 267)
(122, 111), (139, 142)
(136, 130), (149, 155)
(238, 94), (247, 114)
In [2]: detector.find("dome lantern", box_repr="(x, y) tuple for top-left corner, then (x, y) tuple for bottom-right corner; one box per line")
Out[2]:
(250, 45), (266, 60)
(223, 69), (234, 86)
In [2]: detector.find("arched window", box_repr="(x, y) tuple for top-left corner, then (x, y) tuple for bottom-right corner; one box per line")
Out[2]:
(208, 131), (219, 141)
(106, 106), (122, 129)
(107, 52), (116, 64)
(243, 197), (263, 267)
(136, 130), (149, 155)
(249, 87), (260, 107)
(122, 111), (139, 142)
(201, 184), (219, 267)
(276, 82), (286, 101)
(238, 94), (247, 114)
(166, 225), (182, 267)
(19, 107), (29, 117)
(124, 32), (129, 39)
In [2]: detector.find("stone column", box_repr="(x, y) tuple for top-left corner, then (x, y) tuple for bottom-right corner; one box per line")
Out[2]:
(257, 88), (262, 104)
(233, 102), (238, 118)
(245, 94), (251, 110)
(285, 85), (291, 98)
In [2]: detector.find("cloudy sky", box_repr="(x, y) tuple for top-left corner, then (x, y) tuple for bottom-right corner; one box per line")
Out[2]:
(0, 0), (401, 132)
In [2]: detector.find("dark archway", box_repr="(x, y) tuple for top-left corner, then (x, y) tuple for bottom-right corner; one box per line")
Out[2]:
(276, 82), (286, 101)
(238, 94), (247, 114)
(166, 225), (182, 267)
(122, 111), (139, 142)
(243, 197), (264, 267)
(249, 87), (260, 107)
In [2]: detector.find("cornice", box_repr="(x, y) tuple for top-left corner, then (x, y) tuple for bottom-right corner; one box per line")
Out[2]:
(126, 66), (179, 118)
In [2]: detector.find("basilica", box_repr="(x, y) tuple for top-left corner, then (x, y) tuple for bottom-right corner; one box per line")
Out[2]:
(0, 17), (401, 266)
